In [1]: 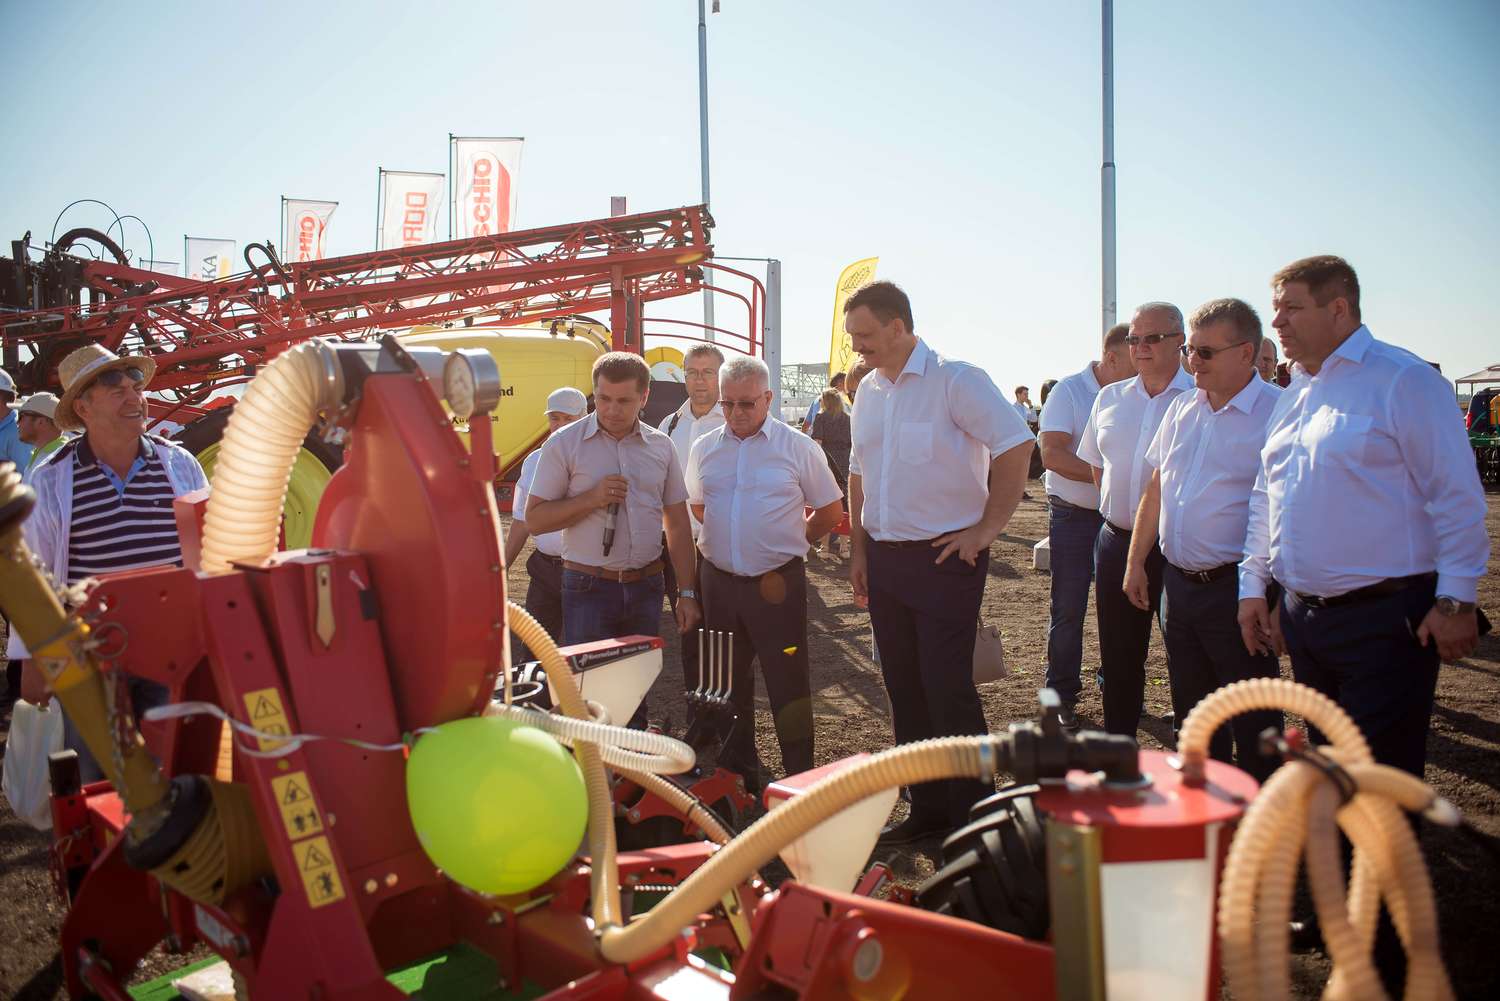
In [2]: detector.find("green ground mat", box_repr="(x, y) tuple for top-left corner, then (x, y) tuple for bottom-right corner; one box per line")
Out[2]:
(127, 943), (545, 1000)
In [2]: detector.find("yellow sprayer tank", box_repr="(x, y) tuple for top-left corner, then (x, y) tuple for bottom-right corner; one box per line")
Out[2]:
(400, 321), (609, 475)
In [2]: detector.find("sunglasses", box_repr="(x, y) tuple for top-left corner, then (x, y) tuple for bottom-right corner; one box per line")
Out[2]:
(89, 366), (147, 390)
(719, 399), (762, 413)
(1124, 332), (1183, 347)
(1181, 341), (1249, 361)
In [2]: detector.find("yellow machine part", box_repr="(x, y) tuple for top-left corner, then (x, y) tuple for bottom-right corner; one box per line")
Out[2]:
(402, 323), (608, 474)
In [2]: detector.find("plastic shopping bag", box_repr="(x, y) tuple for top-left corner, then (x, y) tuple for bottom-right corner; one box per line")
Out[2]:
(2, 698), (66, 830)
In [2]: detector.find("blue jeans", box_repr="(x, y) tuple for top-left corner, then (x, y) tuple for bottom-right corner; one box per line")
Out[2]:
(561, 569), (666, 727)
(1043, 497), (1103, 706)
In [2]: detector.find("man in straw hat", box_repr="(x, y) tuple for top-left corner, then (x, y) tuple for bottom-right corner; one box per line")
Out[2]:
(10, 344), (208, 780)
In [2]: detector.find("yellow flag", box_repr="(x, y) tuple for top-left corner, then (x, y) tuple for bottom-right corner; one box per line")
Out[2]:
(827, 257), (878, 380)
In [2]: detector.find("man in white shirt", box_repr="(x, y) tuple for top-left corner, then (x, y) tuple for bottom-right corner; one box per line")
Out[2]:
(1238, 256), (1488, 781)
(1257, 337), (1279, 384)
(1012, 386), (1037, 427)
(687, 356), (844, 785)
(845, 281), (1034, 842)
(1123, 299), (1281, 779)
(505, 387), (588, 659)
(1077, 302), (1194, 737)
(658, 343), (725, 696)
(1037, 323), (1135, 728)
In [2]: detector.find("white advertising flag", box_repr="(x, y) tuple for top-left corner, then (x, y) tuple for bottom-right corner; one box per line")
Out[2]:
(141, 259), (180, 275)
(282, 198), (338, 263)
(378, 170), (445, 249)
(184, 238), (236, 281)
(451, 137), (523, 239)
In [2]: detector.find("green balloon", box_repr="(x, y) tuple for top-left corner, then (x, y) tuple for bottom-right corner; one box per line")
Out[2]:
(406, 715), (588, 896)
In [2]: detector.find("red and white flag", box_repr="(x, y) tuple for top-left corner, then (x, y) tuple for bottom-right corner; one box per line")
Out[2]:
(282, 198), (338, 262)
(378, 170), (445, 249)
(451, 137), (522, 239)
(184, 238), (236, 281)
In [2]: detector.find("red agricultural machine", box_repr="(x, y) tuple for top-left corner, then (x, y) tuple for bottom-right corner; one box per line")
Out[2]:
(0, 210), (1461, 1001)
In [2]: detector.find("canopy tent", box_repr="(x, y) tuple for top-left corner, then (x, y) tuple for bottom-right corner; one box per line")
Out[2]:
(1456, 364), (1500, 390)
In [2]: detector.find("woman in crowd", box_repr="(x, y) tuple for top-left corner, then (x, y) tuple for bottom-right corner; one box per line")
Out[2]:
(810, 387), (851, 557)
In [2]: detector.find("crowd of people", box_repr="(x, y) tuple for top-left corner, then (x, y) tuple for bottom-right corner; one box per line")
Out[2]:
(3, 255), (1489, 860)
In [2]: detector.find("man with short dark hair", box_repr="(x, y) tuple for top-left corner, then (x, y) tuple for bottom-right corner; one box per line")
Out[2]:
(688, 356), (844, 784)
(505, 387), (589, 658)
(527, 352), (702, 724)
(1077, 303), (1194, 737)
(1239, 256), (1488, 780)
(1037, 323), (1136, 729)
(1256, 337), (1279, 383)
(845, 280), (1035, 841)
(1012, 386), (1036, 426)
(1124, 298), (1281, 778)
(12, 345), (209, 778)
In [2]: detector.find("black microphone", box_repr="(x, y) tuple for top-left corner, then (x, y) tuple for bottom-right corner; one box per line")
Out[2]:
(603, 502), (619, 556)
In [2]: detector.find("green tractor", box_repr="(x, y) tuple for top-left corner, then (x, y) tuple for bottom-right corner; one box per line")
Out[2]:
(1467, 387), (1500, 489)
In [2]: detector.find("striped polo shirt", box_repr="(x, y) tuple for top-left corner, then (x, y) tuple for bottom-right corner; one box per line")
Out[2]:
(67, 436), (183, 585)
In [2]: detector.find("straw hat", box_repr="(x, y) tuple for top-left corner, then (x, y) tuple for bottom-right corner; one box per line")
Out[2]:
(54, 344), (156, 432)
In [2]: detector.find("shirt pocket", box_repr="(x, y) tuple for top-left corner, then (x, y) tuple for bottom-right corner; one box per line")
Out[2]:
(898, 422), (934, 464)
(1308, 412), (1372, 468)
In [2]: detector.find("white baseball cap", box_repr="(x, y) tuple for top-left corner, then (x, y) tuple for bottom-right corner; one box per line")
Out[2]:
(545, 387), (587, 417)
(10, 392), (60, 420)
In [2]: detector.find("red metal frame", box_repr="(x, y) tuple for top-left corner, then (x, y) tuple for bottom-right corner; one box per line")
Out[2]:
(3, 206), (718, 403)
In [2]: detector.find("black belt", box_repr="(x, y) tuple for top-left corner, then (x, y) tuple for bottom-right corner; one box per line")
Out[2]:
(1102, 520), (1132, 536)
(1046, 496), (1097, 513)
(530, 552), (563, 566)
(870, 537), (940, 549)
(705, 556), (803, 581)
(1168, 561), (1237, 584)
(1290, 573), (1436, 609)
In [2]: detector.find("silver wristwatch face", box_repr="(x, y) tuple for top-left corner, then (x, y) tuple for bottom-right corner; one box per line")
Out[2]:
(1436, 596), (1471, 616)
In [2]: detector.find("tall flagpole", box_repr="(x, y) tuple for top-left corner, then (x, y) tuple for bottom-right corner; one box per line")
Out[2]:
(698, 0), (716, 342)
(1101, 0), (1117, 335)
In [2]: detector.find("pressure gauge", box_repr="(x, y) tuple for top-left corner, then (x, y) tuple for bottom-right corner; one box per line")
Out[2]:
(443, 349), (502, 420)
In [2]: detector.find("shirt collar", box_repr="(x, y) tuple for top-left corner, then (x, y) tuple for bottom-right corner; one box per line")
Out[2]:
(900, 338), (932, 381)
(1197, 375), (1266, 415)
(75, 433), (150, 469)
(1127, 366), (1194, 400)
(728, 417), (774, 443)
(582, 412), (644, 442)
(1293, 324), (1372, 379)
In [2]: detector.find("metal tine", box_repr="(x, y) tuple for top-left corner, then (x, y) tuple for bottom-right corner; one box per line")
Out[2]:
(724, 631), (733, 701)
(714, 630), (725, 701)
(695, 626), (706, 700)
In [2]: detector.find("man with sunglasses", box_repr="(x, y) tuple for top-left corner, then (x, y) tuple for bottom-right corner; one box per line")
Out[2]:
(686, 356), (844, 787)
(1077, 302), (1194, 737)
(657, 344), (725, 700)
(1121, 299), (1282, 779)
(11, 344), (209, 781)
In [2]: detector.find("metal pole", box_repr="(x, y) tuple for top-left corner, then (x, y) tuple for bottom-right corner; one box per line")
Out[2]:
(765, 259), (782, 414)
(698, 0), (716, 342)
(1101, 0), (1117, 335)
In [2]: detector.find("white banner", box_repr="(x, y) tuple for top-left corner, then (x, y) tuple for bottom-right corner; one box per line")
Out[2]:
(141, 259), (180, 275)
(378, 170), (445, 249)
(282, 198), (338, 263)
(184, 238), (236, 281)
(451, 137), (522, 239)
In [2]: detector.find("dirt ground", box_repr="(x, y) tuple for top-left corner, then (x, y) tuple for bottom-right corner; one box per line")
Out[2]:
(3, 494), (1498, 999)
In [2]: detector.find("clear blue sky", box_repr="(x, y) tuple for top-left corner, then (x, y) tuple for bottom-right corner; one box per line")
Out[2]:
(3, 1), (1496, 390)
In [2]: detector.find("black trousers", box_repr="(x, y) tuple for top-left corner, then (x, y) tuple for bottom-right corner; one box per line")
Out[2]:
(867, 538), (990, 827)
(1279, 577), (1440, 779)
(664, 548), (703, 696)
(699, 557), (815, 777)
(513, 550), (564, 662)
(1162, 565), (1281, 781)
(1093, 521), (1167, 737)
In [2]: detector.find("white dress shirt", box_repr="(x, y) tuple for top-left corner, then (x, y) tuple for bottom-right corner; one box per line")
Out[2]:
(511, 449), (563, 557)
(658, 399), (725, 539)
(849, 338), (1034, 541)
(1013, 401), (1036, 425)
(527, 413), (687, 570)
(1039, 362), (1103, 509)
(1077, 367), (1195, 530)
(1146, 376), (1281, 571)
(1239, 326), (1488, 602)
(687, 417), (843, 576)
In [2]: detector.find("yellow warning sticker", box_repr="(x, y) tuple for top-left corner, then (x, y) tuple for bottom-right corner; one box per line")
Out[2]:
(243, 688), (290, 753)
(270, 771), (323, 840)
(291, 835), (345, 908)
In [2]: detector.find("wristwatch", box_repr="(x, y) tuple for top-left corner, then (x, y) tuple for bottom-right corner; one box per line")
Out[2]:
(678, 588), (699, 601)
(1435, 596), (1476, 616)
